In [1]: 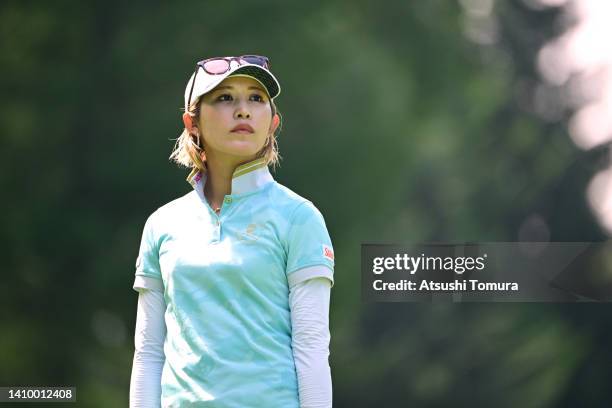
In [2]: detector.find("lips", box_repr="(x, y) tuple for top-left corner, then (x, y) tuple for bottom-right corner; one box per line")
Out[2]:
(231, 124), (254, 133)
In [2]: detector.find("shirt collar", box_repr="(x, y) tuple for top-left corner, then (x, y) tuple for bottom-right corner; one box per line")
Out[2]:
(186, 157), (274, 196)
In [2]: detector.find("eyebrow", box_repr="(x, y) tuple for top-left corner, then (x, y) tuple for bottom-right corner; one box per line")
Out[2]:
(213, 85), (266, 93)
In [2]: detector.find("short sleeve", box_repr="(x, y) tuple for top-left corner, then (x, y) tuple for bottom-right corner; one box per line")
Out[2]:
(285, 201), (335, 287)
(133, 212), (163, 292)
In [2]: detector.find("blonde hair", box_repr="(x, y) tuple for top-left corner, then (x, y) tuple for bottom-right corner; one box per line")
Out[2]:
(169, 94), (282, 175)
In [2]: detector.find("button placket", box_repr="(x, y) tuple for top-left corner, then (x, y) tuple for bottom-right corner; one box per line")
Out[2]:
(212, 215), (221, 243)
(211, 196), (235, 244)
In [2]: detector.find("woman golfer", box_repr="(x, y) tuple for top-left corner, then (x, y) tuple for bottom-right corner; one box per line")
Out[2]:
(129, 55), (335, 407)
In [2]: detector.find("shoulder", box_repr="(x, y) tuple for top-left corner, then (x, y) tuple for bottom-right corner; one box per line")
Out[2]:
(263, 182), (330, 234)
(265, 181), (324, 220)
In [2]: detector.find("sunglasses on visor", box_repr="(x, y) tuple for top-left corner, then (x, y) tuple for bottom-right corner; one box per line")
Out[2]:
(186, 55), (270, 110)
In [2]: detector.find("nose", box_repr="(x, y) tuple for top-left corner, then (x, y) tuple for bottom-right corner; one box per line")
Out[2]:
(234, 102), (251, 120)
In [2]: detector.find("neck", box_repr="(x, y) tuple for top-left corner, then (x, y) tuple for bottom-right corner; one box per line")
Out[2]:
(203, 152), (256, 210)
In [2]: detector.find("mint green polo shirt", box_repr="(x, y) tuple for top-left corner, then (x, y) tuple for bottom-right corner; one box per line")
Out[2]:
(134, 157), (335, 407)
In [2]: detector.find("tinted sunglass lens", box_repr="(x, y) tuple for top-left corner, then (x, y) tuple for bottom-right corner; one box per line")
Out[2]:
(242, 56), (268, 67)
(203, 59), (229, 74)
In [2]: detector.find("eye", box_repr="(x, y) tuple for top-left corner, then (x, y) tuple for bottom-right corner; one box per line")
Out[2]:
(250, 94), (265, 102)
(217, 94), (233, 102)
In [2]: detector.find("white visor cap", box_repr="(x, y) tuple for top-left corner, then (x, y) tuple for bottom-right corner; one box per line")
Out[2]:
(183, 60), (281, 112)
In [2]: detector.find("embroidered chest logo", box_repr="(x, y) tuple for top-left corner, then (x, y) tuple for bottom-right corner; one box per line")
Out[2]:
(323, 244), (334, 262)
(238, 223), (259, 242)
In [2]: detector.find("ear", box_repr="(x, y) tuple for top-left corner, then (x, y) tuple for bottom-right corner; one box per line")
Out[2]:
(182, 112), (196, 133)
(269, 113), (280, 134)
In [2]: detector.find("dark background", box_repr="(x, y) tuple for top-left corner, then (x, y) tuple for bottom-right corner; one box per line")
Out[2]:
(2, 0), (611, 406)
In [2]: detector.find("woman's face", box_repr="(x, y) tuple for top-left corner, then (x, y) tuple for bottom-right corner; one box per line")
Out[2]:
(197, 76), (275, 163)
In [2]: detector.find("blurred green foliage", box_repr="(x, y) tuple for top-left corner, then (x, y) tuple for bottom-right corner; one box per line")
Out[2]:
(1, 0), (611, 406)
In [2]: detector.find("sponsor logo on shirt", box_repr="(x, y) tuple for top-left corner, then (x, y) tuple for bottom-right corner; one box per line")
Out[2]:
(323, 244), (334, 262)
(238, 223), (259, 242)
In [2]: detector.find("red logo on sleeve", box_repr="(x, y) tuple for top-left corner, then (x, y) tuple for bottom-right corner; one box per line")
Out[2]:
(323, 245), (334, 261)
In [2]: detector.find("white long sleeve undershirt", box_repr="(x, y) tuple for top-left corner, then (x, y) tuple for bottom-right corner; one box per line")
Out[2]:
(129, 288), (165, 408)
(129, 271), (333, 408)
(289, 276), (333, 408)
